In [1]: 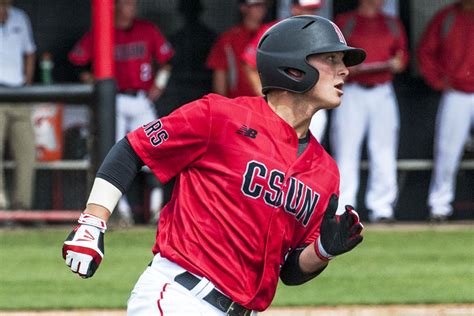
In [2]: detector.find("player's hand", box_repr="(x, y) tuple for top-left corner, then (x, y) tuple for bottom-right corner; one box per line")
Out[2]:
(62, 213), (106, 278)
(388, 50), (405, 73)
(315, 194), (364, 261)
(147, 85), (163, 102)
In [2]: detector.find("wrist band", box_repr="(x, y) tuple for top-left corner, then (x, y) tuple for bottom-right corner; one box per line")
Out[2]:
(78, 213), (107, 232)
(154, 68), (170, 89)
(314, 237), (333, 261)
(86, 178), (122, 214)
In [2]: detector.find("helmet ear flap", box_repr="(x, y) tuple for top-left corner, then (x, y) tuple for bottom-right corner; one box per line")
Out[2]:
(277, 66), (320, 92)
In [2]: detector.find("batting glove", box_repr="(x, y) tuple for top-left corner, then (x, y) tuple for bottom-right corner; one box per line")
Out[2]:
(315, 194), (364, 261)
(62, 213), (106, 278)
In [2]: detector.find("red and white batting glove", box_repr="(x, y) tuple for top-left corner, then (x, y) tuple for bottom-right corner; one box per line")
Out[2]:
(62, 213), (106, 278)
(315, 194), (364, 261)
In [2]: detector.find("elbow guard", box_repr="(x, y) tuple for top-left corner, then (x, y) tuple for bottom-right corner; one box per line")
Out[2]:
(280, 247), (327, 286)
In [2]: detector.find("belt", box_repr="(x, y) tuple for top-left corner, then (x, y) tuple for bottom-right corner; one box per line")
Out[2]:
(358, 83), (377, 89)
(174, 271), (252, 316)
(119, 89), (141, 96)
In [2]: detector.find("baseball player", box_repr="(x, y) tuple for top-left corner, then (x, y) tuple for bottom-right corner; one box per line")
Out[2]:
(241, 0), (328, 143)
(0, 0), (36, 210)
(62, 16), (365, 315)
(330, 0), (409, 222)
(68, 0), (174, 223)
(206, 0), (268, 98)
(417, 0), (474, 221)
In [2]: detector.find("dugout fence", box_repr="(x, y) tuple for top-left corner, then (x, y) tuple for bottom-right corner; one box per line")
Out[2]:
(0, 81), (116, 222)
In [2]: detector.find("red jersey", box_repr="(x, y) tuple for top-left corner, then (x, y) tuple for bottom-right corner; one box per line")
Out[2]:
(335, 11), (409, 85)
(241, 21), (278, 69)
(206, 24), (259, 97)
(68, 19), (174, 92)
(127, 94), (339, 311)
(417, 3), (474, 92)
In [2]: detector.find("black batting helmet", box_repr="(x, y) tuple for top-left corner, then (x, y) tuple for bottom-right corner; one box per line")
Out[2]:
(257, 15), (366, 94)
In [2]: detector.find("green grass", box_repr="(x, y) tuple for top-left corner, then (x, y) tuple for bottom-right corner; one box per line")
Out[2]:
(0, 225), (473, 310)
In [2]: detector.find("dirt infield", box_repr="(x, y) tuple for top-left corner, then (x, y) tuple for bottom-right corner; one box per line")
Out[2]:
(2, 305), (473, 316)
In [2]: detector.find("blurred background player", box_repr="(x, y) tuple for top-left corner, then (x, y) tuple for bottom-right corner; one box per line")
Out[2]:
(330, 0), (409, 222)
(241, 0), (328, 143)
(0, 0), (36, 211)
(417, 0), (474, 222)
(68, 0), (174, 224)
(155, 0), (215, 117)
(206, 0), (268, 98)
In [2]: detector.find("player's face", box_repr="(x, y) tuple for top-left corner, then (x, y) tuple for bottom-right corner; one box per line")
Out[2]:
(243, 3), (268, 22)
(116, 0), (137, 20)
(0, 0), (12, 22)
(291, 6), (320, 16)
(360, 0), (385, 10)
(306, 52), (349, 109)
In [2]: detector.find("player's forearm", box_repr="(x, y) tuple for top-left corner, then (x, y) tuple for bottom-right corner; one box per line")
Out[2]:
(24, 53), (36, 85)
(84, 203), (112, 221)
(243, 63), (263, 96)
(212, 70), (228, 96)
(299, 243), (329, 273)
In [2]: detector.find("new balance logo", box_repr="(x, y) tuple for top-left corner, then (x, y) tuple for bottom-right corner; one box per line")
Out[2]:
(236, 125), (258, 139)
(77, 229), (95, 242)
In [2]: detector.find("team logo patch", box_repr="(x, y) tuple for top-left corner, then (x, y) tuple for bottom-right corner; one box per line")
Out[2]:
(329, 21), (347, 44)
(236, 125), (258, 139)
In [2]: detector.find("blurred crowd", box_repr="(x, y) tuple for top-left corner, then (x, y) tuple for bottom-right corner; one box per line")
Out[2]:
(0, 0), (472, 225)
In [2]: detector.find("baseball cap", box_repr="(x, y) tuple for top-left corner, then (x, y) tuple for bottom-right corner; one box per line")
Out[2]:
(292, 0), (322, 9)
(239, 0), (267, 5)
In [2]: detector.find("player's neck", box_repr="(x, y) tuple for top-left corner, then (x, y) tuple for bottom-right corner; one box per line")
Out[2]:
(357, 4), (380, 17)
(267, 92), (312, 139)
(243, 17), (262, 31)
(461, 1), (474, 11)
(115, 17), (134, 30)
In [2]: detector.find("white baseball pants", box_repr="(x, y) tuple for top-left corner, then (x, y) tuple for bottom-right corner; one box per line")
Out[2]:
(428, 89), (474, 216)
(330, 82), (399, 219)
(116, 91), (157, 141)
(127, 254), (258, 316)
(309, 109), (327, 143)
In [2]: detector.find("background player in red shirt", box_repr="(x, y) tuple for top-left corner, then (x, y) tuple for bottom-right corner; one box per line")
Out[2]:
(62, 16), (365, 315)
(417, 0), (474, 222)
(206, 0), (268, 98)
(330, 0), (409, 222)
(68, 0), (174, 223)
(241, 0), (328, 143)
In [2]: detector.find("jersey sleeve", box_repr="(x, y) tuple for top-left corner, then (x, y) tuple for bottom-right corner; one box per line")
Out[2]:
(206, 35), (228, 71)
(241, 31), (261, 69)
(127, 97), (211, 184)
(241, 23), (275, 68)
(20, 11), (36, 54)
(68, 32), (93, 66)
(391, 17), (410, 68)
(416, 10), (446, 90)
(151, 25), (174, 65)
